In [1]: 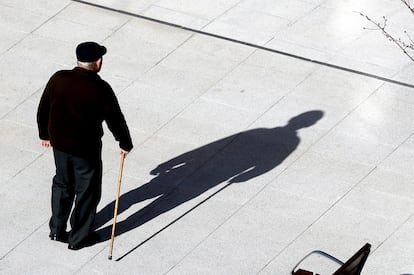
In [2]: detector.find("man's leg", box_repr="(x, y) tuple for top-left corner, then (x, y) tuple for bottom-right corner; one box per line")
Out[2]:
(68, 154), (102, 248)
(50, 149), (75, 238)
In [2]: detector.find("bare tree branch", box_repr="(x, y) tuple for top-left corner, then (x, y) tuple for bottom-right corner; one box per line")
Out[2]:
(401, 0), (414, 14)
(358, 12), (414, 61)
(406, 30), (414, 45)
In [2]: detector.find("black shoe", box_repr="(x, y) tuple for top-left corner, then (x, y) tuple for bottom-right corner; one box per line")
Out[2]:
(49, 232), (69, 243)
(68, 233), (100, 250)
(68, 243), (83, 250)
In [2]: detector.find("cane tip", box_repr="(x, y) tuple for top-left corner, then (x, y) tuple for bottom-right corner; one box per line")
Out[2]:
(108, 255), (112, 260)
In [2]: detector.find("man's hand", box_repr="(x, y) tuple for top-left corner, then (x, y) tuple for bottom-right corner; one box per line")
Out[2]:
(40, 139), (51, 148)
(120, 148), (129, 156)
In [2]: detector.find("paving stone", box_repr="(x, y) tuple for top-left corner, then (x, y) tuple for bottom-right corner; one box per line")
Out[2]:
(2, 0), (414, 274)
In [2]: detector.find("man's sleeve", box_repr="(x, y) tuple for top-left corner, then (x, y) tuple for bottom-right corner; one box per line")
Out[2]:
(104, 84), (133, 151)
(37, 79), (52, 140)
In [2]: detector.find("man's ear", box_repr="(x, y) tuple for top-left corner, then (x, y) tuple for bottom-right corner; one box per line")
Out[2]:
(95, 58), (102, 71)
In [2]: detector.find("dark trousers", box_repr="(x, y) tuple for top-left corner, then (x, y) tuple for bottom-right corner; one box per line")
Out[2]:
(50, 148), (102, 246)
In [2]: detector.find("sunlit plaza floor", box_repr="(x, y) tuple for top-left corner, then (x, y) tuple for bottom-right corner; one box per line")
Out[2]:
(1, 0), (414, 274)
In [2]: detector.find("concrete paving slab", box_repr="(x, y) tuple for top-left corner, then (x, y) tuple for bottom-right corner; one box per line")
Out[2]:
(143, 5), (209, 30)
(379, 138), (414, 178)
(310, 130), (395, 166)
(2, 0), (414, 274)
(260, 207), (397, 273)
(0, 144), (40, 183)
(307, 205), (400, 245)
(201, 61), (309, 113)
(177, 98), (259, 131)
(58, 3), (130, 30)
(87, 196), (245, 274)
(167, 189), (330, 275)
(288, 67), (383, 109)
(120, 100), (175, 134)
(119, 82), (196, 115)
(0, 24), (27, 55)
(155, 0), (240, 21)
(363, 218), (414, 274)
(238, 0), (316, 22)
(339, 185), (414, 222)
(274, 151), (373, 203)
(333, 97), (414, 147)
(203, 6), (290, 45)
(259, 235), (373, 275)
(34, 17), (114, 44)
(273, 6), (364, 52)
(137, 63), (220, 97)
(4, 99), (39, 128)
(249, 94), (348, 132)
(2, 224), (106, 275)
(0, 99), (15, 119)
(155, 115), (237, 146)
(0, 4), (50, 33)
(101, 20), (192, 84)
(0, 120), (41, 153)
(80, 0), (414, 81)
(362, 168), (414, 200)
(331, 31), (412, 78)
(0, 0), (70, 16)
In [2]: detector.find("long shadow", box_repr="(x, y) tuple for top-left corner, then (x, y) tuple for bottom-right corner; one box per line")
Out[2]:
(94, 110), (324, 249)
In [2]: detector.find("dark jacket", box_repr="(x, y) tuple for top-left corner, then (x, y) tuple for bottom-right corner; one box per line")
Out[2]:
(37, 67), (133, 157)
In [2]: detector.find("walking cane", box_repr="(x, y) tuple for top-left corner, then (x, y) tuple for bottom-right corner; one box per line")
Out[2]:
(108, 152), (126, 260)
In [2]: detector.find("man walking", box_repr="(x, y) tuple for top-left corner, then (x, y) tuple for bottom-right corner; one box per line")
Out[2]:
(37, 41), (133, 250)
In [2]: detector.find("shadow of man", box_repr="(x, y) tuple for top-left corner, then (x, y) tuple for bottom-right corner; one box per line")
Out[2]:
(95, 110), (324, 241)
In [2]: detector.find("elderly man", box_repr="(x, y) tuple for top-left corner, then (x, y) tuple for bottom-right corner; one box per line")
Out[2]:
(37, 41), (133, 250)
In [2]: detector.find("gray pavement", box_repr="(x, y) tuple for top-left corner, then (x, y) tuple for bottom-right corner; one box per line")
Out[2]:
(1, 0), (414, 274)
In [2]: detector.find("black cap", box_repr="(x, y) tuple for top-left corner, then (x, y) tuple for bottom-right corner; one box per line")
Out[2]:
(76, 41), (107, 62)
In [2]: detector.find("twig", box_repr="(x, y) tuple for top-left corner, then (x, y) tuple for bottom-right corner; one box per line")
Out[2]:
(358, 12), (414, 61)
(401, 0), (414, 14)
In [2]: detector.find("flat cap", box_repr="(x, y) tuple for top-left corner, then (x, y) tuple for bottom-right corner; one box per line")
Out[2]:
(76, 41), (107, 62)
